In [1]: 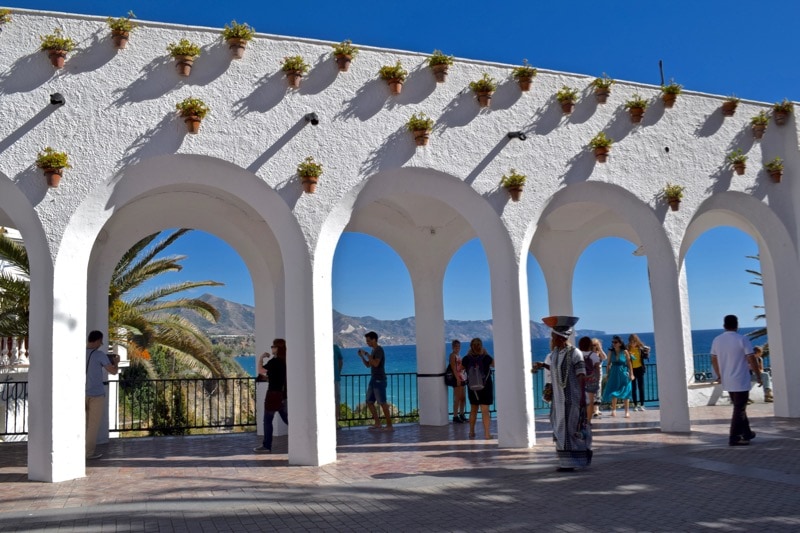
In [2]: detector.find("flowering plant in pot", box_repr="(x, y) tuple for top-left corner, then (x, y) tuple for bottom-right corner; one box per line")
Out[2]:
(751, 111), (769, 139)
(428, 50), (454, 83)
(175, 97), (210, 134)
(591, 73), (615, 103)
(167, 39), (201, 77)
(662, 183), (684, 211)
(297, 156), (323, 193)
(0, 8), (13, 25)
(660, 80), (682, 108)
(107, 11), (137, 49)
(624, 94), (648, 123)
(772, 99), (794, 126)
(511, 59), (537, 92)
(35, 147), (72, 188)
(378, 61), (408, 95)
(556, 85), (579, 114)
(221, 20), (255, 59)
(588, 132), (614, 163)
(500, 169), (527, 202)
(764, 156), (784, 183)
(332, 39), (359, 72)
(727, 149), (748, 175)
(406, 113), (435, 147)
(282, 55), (310, 89)
(40, 29), (76, 69)
(469, 73), (498, 108)
(721, 95), (739, 117)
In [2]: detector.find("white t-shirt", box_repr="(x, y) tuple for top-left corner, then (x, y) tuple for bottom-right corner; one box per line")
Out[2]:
(710, 331), (754, 392)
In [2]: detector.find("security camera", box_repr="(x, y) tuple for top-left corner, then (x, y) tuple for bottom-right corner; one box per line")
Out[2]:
(50, 93), (65, 106)
(304, 112), (319, 126)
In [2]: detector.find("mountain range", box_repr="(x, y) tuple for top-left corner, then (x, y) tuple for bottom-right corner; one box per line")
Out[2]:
(185, 294), (602, 347)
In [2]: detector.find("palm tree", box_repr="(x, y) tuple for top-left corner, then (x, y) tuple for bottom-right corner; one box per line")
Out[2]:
(745, 254), (768, 352)
(0, 231), (30, 340)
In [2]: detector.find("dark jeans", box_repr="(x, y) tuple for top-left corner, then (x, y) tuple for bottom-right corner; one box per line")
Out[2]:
(728, 391), (753, 443)
(631, 366), (646, 406)
(263, 401), (288, 449)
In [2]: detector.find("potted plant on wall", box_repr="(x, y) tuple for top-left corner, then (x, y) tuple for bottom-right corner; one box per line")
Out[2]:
(40, 28), (75, 69)
(282, 55), (310, 89)
(500, 169), (527, 202)
(721, 95), (739, 117)
(727, 149), (748, 175)
(378, 61), (408, 95)
(0, 9), (12, 25)
(556, 85), (579, 114)
(107, 11), (137, 49)
(589, 132), (614, 163)
(297, 156), (323, 193)
(772, 99), (794, 126)
(221, 20), (255, 59)
(469, 73), (498, 108)
(511, 59), (537, 92)
(35, 147), (71, 188)
(765, 156), (784, 183)
(591, 73), (615, 104)
(428, 50), (454, 83)
(625, 94), (648, 124)
(751, 111), (769, 139)
(663, 183), (684, 211)
(167, 38), (201, 77)
(407, 113), (435, 147)
(175, 97), (210, 134)
(661, 80), (682, 108)
(332, 39), (359, 72)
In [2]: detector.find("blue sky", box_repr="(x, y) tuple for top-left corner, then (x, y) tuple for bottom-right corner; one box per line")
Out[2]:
(8, 0), (794, 332)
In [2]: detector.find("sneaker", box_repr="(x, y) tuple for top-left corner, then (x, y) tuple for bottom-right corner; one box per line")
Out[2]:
(729, 438), (750, 446)
(253, 446), (271, 453)
(86, 453), (102, 460)
(639, 405), (646, 411)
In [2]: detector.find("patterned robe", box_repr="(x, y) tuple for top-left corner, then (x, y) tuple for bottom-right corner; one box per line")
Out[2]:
(545, 344), (592, 468)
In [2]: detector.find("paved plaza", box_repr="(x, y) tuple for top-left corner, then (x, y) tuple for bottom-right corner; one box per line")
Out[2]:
(0, 403), (798, 532)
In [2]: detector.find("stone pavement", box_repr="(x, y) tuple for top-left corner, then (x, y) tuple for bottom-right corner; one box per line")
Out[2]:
(0, 403), (798, 532)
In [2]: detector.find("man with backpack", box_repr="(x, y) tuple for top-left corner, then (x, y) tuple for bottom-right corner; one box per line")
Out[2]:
(462, 338), (494, 440)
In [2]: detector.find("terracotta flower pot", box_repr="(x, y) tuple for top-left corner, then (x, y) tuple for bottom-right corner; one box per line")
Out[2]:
(227, 38), (247, 59)
(629, 107), (645, 124)
(183, 115), (202, 134)
(111, 30), (130, 49)
(594, 146), (610, 163)
(387, 78), (403, 95)
(47, 50), (67, 69)
(507, 186), (523, 202)
(594, 88), (610, 104)
(175, 55), (194, 77)
(668, 199), (680, 211)
(476, 91), (493, 108)
(517, 77), (533, 92)
(752, 124), (767, 139)
(721, 101), (738, 117)
(334, 54), (352, 72)
(431, 64), (449, 83)
(733, 162), (746, 176)
(774, 111), (789, 126)
(286, 70), (303, 89)
(560, 100), (575, 114)
(44, 168), (62, 188)
(769, 169), (783, 183)
(412, 129), (430, 147)
(662, 93), (678, 108)
(301, 176), (319, 194)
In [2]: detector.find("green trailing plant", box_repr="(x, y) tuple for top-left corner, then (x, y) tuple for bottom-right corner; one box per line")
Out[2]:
(725, 95), (740, 104)
(589, 132), (613, 149)
(663, 183), (684, 201)
(556, 85), (579, 103)
(427, 50), (454, 67)
(167, 38), (201, 58)
(500, 169), (527, 188)
(0, 8), (12, 24)
(727, 149), (748, 166)
(222, 20), (255, 41)
(511, 59), (537, 79)
(297, 156), (323, 177)
(773, 99), (794, 113)
(281, 55), (310, 73)
(175, 97), (210, 119)
(332, 39), (359, 58)
(591, 73), (615, 89)
(378, 61), (408, 81)
(751, 111), (769, 125)
(406, 112), (434, 132)
(624, 94), (648, 109)
(107, 11), (137, 32)
(35, 147), (71, 170)
(661, 80), (683, 95)
(40, 28), (75, 51)
(469, 73), (497, 93)
(765, 156), (784, 172)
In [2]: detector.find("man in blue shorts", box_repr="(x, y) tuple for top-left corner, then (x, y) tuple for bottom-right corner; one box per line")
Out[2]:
(358, 331), (392, 431)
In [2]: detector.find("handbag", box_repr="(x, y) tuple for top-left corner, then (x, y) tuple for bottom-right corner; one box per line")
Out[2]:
(444, 364), (457, 387)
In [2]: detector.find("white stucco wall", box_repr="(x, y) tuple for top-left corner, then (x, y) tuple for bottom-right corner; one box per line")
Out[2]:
(1, 9), (798, 482)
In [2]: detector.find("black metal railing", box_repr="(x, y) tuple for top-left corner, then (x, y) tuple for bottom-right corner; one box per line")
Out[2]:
(0, 379), (28, 436)
(339, 372), (419, 426)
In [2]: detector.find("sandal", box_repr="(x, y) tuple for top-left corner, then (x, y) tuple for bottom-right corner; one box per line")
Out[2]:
(469, 432), (476, 439)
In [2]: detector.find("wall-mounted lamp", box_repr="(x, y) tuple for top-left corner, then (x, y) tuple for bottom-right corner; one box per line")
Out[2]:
(507, 131), (527, 141)
(50, 93), (65, 106)
(304, 112), (319, 126)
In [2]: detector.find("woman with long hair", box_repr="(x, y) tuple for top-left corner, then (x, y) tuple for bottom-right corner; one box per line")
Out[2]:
(254, 338), (288, 453)
(462, 338), (494, 439)
(448, 340), (467, 423)
(627, 334), (648, 411)
(601, 335), (633, 418)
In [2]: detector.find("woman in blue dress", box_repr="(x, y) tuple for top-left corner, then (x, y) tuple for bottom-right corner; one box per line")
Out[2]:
(602, 335), (633, 417)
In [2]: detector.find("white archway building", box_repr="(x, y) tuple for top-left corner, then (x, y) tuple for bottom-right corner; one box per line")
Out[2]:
(0, 10), (798, 482)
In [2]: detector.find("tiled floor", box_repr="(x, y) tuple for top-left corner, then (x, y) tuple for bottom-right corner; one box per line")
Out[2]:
(1, 403), (798, 531)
